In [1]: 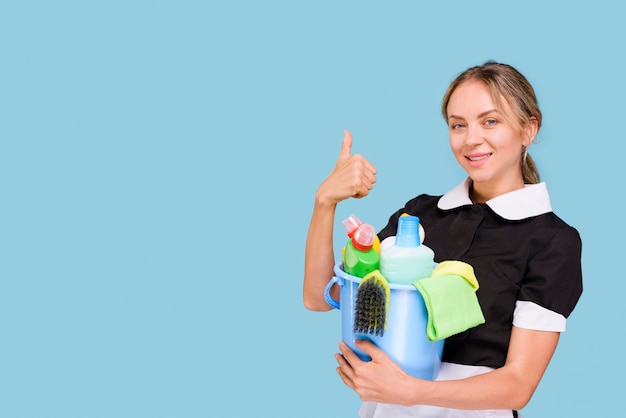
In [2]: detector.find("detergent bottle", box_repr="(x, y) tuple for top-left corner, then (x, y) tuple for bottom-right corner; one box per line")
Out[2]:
(342, 221), (380, 278)
(342, 214), (380, 260)
(379, 215), (435, 285)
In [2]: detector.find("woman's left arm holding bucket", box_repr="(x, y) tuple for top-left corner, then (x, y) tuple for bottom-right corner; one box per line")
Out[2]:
(336, 326), (559, 411)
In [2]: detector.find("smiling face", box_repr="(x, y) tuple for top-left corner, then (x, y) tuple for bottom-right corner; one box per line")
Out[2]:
(446, 80), (537, 202)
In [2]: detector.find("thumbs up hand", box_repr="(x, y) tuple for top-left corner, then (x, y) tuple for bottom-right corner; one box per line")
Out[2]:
(316, 130), (378, 206)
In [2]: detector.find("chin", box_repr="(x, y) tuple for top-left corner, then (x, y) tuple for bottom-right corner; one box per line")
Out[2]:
(467, 172), (493, 185)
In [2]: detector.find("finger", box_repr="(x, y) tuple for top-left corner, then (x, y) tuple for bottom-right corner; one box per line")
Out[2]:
(339, 341), (363, 365)
(335, 352), (356, 385)
(362, 158), (377, 178)
(335, 353), (352, 375)
(365, 163), (378, 183)
(335, 130), (353, 166)
(336, 364), (355, 390)
(361, 171), (378, 193)
(352, 177), (375, 199)
(354, 339), (385, 361)
(352, 156), (378, 196)
(350, 169), (377, 198)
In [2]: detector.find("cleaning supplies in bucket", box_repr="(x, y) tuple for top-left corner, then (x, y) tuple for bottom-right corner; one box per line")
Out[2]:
(342, 215), (389, 337)
(353, 269), (390, 336)
(413, 260), (485, 341)
(341, 214), (381, 256)
(342, 221), (380, 278)
(352, 215), (432, 338)
(324, 213), (485, 380)
(325, 263), (443, 379)
(380, 214), (435, 285)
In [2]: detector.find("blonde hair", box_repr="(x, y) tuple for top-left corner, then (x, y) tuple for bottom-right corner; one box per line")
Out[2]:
(441, 61), (542, 184)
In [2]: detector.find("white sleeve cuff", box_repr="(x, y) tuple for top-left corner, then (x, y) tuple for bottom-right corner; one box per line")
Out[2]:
(512, 300), (567, 332)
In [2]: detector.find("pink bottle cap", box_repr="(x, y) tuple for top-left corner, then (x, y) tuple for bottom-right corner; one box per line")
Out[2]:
(342, 214), (363, 238)
(352, 223), (376, 251)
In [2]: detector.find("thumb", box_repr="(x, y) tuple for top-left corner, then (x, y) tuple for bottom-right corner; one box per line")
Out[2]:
(336, 129), (353, 164)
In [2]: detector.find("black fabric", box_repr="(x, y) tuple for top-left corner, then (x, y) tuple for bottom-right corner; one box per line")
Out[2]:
(377, 194), (583, 368)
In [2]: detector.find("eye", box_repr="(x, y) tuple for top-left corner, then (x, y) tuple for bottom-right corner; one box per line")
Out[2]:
(484, 118), (497, 126)
(450, 122), (465, 130)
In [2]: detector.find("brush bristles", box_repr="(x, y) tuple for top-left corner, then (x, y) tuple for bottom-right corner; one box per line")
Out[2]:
(354, 280), (387, 336)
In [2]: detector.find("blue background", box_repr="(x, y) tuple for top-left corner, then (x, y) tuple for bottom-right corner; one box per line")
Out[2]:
(1, 1), (623, 416)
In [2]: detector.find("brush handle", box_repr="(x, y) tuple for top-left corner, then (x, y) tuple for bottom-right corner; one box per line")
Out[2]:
(324, 276), (341, 310)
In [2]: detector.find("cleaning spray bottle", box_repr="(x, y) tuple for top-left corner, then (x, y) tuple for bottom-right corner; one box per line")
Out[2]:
(341, 214), (380, 262)
(342, 220), (380, 278)
(379, 214), (435, 285)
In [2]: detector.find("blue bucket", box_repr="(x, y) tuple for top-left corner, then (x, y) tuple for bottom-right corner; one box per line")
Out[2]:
(324, 262), (443, 380)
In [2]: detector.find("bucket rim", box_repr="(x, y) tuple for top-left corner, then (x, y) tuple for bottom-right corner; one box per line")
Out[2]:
(334, 262), (421, 290)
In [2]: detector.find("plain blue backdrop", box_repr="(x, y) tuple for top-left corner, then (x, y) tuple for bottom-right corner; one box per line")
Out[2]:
(1, 1), (623, 417)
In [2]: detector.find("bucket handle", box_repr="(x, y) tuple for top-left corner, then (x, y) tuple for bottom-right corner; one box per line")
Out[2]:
(324, 276), (340, 310)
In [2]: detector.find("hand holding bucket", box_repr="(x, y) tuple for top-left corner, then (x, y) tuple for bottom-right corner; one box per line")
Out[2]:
(324, 263), (444, 380)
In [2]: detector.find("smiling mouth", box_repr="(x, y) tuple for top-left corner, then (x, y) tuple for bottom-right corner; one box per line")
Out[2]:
(466, 153), (492, 161)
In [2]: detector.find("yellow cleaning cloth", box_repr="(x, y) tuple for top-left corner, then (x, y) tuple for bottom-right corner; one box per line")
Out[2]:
(413, 261), (485, 342)
(431, 260), (480, 290)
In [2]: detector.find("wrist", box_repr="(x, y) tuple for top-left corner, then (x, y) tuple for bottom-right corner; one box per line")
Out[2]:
(400, 376), (431, 407)
(315, 187), (339, 209)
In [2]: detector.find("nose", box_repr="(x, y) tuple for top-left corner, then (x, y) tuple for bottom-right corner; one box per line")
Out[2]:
(464, 124), (483, 146)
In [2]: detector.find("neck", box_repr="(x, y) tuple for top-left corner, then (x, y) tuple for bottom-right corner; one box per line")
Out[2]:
(469, 179), (525, 204)
(469, 186), (487, 204)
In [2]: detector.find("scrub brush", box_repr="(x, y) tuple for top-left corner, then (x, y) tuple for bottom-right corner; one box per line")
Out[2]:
(353, 269), (390, 336)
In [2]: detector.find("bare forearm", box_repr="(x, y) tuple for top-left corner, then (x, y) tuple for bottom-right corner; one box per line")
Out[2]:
(303, 196), (338, 311)
(338, 329), (558, 411)
(409, 366), (533, 411)
(404, 329), (558, 410)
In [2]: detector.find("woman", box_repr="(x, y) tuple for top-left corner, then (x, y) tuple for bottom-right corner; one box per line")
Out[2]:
(303, 61), (583, 417)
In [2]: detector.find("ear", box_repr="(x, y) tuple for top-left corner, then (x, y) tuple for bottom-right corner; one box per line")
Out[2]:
(523, 117), (539, 147)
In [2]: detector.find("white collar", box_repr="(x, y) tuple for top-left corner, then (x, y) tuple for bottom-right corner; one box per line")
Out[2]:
(437, 177), (553, 220)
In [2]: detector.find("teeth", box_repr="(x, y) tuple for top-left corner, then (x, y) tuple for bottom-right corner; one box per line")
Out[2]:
(468, 154), (489, 161)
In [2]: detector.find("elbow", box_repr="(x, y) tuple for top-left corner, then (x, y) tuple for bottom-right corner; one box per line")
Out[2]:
(303, 295), (332, 312)
(510, 398), (530, 412)
(509, 385), (537, 411)
(303, 281), (337, 311)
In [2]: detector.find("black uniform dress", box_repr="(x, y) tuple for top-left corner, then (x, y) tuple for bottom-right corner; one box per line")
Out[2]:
(359, 178), (583, 418)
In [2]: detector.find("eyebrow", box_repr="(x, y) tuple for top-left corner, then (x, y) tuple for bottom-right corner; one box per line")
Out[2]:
(448, 109), (498, 121)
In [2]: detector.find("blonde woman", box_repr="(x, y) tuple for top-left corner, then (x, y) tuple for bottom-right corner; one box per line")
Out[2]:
(303, 61), (583, 418)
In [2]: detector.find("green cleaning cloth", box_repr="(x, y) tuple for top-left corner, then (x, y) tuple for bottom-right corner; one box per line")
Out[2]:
(413, 261), (485, 342)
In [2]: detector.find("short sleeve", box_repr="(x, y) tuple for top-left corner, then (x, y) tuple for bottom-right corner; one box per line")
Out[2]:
(517, 225), (583, 320)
